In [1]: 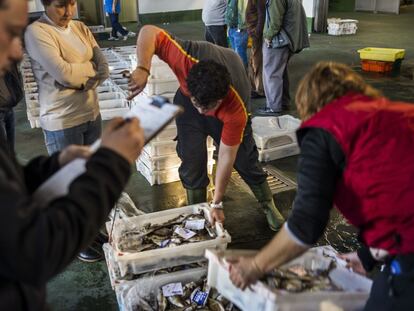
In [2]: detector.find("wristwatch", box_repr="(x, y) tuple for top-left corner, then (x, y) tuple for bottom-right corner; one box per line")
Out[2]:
(210, 201), (223, 209)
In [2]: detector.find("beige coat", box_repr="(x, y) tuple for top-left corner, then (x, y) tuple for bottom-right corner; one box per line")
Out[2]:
(25, 15), (109, 131)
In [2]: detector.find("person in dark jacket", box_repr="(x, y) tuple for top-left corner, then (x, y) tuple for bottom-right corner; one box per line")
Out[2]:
(228, 62), (414, 311)
(0, 62), (23, 152)
(257, 0), (309, 115)
(0, 1), (145, 309)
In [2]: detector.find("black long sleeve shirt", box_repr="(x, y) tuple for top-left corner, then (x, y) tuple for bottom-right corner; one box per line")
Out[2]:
(287, 128), (345, 245)
(0, 139), (130, 311)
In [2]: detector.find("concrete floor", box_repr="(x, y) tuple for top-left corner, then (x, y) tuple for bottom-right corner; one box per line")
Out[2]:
(13, 5), (414, 310)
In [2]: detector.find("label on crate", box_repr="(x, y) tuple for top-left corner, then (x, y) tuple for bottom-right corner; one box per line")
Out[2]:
(162, 282), (183, 297)
(174, 227), (196, 240)
(185, 219), (205, 231)
(191, 289), (209, 306)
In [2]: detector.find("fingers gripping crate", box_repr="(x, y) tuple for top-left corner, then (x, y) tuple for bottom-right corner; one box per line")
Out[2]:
(205, 247), (372, 311)
(107, 203), (231, 278)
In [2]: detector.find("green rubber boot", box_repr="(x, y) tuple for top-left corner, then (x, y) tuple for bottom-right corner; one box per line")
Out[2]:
(249, 181), (285, 231)
(186, 188), (207, 205)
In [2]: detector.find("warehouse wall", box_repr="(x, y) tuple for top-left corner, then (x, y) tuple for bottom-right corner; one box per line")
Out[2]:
(138, 0), (204, 14)
(119, 0), (138, 22)
(303, 0), (315, 32)
(78, 0), (100, 25)
(329, 0), (356, 12)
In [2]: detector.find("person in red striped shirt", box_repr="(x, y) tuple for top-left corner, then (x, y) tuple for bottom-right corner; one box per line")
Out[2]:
(129, 25), (284, 230)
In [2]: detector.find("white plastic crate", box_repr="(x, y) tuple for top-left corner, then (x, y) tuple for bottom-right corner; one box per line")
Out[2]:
(103, 243), (124, 289)
(258, 143), (300, 161)
(143, 137), (215, 157)
(205, 247), (372, 311)
(116, 267), (207, 311)
(137, 159), (181, 185)
(98, 91), (125, 101)
(143, 139), (177, 156)
(327, 18), (358, 36)
(107, 203), (231, 277)
(100, 107), (130, 120)
(138, 147), (215, 171)
(252, 115), (300, 149)
(152, 123), (177, 141)
(143, 77), (179, 96)
(99, 98), (128, 110)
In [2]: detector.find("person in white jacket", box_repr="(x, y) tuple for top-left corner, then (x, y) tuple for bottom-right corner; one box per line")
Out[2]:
(24, 0), (110, 262)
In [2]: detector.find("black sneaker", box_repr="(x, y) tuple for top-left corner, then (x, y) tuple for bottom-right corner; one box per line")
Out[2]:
(77, 247), (102, 263)
(255, 107), (282, 116)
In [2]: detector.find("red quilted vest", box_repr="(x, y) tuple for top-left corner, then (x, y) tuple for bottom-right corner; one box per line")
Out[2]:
(301, 93), (414, 254)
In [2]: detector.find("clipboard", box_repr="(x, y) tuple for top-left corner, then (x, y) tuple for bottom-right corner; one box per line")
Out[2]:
(33, 96), (183, 208)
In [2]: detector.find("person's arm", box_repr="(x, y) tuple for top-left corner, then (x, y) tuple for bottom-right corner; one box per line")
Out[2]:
(0, 118), (144, 285)
(84, 26), (110, 90)
(128, 25), (161, 99)
(263, 0), (285, 41)
(229, 128), (344, 289)
(210, 142), (240, 223)
(112, 0), (118, 13)
(24, 25), (96, 89)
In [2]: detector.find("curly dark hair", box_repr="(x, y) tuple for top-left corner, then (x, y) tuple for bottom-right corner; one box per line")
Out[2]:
(186, 59), (231, 108)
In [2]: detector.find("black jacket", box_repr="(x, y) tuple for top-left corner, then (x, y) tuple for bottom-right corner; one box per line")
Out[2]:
(0, 63), (23, 111)
(0, 136), (130, 310)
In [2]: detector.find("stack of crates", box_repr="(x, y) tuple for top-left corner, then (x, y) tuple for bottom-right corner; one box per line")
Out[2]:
(252, 115), (301, 162)
(358, 47), (405, 73)
(102, 203), (232, 310)
(134, 113), (215, 185)
(20, 54), (40, 128)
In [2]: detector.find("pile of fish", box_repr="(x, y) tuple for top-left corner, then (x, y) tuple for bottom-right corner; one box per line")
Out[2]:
(263, 264), (341, 293)
(116, 211), (216, 253)
(131, 277), (241, 311)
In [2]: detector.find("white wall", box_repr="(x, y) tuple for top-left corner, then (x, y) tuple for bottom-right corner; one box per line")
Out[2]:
(138, 0), (204, 14)
(28, 0), (44, 13)
(302, 0), (315, 17)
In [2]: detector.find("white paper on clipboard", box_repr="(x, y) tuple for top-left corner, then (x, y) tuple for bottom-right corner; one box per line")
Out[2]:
(33, 96), (182, 207)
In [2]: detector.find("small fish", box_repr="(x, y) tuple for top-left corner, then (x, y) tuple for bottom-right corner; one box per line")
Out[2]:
(167, 295), (186, 308)
(156, 290), (167, 311)
(208, 298), (226, 311)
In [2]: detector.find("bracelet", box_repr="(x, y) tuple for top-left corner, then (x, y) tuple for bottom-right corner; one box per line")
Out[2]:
(136, 65), (151, 76)
(210, 201), (223, 209)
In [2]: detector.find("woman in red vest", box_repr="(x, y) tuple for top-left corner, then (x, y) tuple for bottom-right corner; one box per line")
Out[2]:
(228, 62), (414, 310)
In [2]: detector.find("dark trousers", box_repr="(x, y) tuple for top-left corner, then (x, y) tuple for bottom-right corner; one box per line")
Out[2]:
(174, 89), (267, 190)
(205, 25), (228, 48)
(0, 109), (15, 153)
(365, 255), (414, 311)
(109, 13), (128, 37)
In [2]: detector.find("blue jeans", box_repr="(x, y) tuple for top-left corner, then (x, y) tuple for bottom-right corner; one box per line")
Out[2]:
(109, 13), (128, 37)
(0, 108), (15, 153)
(43, 115), (102, 155)
(228, 27), (249, 67)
